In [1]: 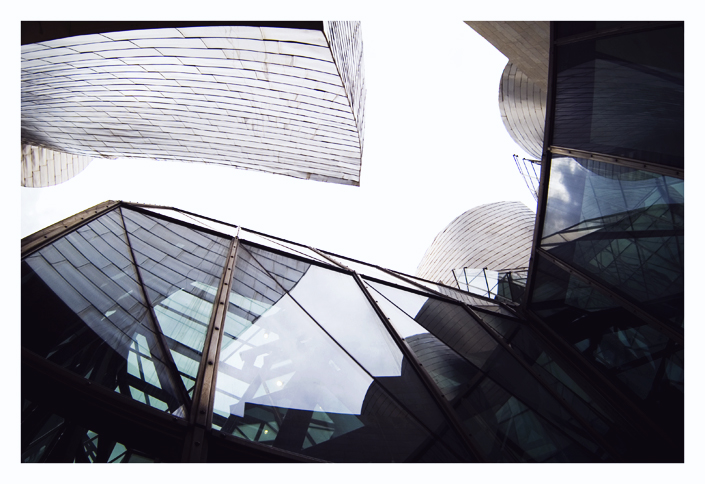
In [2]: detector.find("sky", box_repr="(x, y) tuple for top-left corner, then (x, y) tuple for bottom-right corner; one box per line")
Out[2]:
(19, 19), (537, 277)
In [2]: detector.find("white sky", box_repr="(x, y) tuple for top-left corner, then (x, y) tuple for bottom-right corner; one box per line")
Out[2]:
(19, 19), (536, 276)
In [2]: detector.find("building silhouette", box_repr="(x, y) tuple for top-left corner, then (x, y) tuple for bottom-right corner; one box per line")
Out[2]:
(21, 21), (683, 462)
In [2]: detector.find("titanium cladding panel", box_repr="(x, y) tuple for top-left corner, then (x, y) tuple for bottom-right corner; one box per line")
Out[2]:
(416, 201), (535, 286)
(21, 23), (366, 186)
(499, 62), (546, 160)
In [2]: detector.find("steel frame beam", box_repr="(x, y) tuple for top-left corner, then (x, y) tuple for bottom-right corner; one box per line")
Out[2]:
(521, 21), (557, 312)
(183, 235), (240, 462)
(117, 207), (193, 415)
(21, 200), (121, 257)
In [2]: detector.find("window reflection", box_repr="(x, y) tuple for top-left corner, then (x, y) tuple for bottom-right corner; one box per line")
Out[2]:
(541, 157), (683, 327)
(553, 25), (683, 167)
(212, 244), (467, 462)
(367, 280), (604, 462)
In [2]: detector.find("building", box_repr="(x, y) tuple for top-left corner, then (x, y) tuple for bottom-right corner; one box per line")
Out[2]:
(521, 20), (684, 462)
(20, 22), (684, 463)
(467, 22), (548, 200)
(21, 21), (366, 187)
(415, 201), (535, 301)
(21, 200), (652, 463)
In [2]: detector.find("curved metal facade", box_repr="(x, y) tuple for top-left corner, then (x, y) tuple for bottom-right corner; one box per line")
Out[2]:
(22, 144), (93, 187)
(499, 62), (546, 160)
(21, 23), (365, 186)
(415, 201), (535, 286)
(465, 21), (549, 91)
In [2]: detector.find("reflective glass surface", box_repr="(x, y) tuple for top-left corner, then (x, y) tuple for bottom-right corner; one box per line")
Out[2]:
(23, 210), (187, 414)
(553, 24), (683, 167)
(212, 243), (470, 462)
(367, 280), (608, 462)
(22, 399), (157, 463)
(21, 207), (230, 415)
(528, 255), (683, 409)
(541, 156), (683, 328)
(121, 208), (230, 397)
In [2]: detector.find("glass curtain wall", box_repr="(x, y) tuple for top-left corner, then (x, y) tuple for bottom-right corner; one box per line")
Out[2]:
(22, 202), (633, 462)
(524, 21), (684, 462)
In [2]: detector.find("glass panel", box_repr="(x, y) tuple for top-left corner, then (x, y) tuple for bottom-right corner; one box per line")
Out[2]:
(213, 244), (470, 462)
(528, 255), (683, 403)
(214, 294), (459, 462)
(22, 209), (189, 415)
(21, 399), (157, 463)
(245, 244), (313, 293)
(120, 208), (230, 394)
(367, 281), (605, 462)
(507, 326), (614, 427)
(469, 309), (519, 339)
(553, 24), (683, 167)
(368, 281), (499, 369)
(288, 265), (403, 377)
(541, 156), (683, 328)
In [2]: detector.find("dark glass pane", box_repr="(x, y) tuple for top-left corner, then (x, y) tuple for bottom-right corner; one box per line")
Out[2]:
(541, 156), (683, 328)
(22, 210), (189, 415)
(470, 309), (520, 339)
(553, 24), (683, 167)
(507, 325), (615, 429)
(212, 245), (469, 462)
(554, 21), (655, 39)
(367, 280), (609, 462)
(21, 399), (157, 463)
(528, 255), (683, 402)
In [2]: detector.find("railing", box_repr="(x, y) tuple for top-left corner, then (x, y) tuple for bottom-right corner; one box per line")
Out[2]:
(513, 154), (541, 202)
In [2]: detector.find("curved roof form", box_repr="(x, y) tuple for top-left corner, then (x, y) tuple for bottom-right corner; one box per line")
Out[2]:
(21, 22), (365, 186)
(415, 201), (535, 286)
(499, 62), (546, 160)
